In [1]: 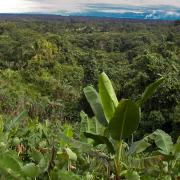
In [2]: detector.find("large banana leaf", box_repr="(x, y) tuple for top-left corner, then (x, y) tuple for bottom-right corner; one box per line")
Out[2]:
(150, 129), (173, 155)
(99, 72), (118, 121)
(83, 86), (108, 127)
(137, 77), (164, 107)
(128, 155), (164, 169)
(109, 99), (140, 140)
(80, 111), (103, 135)
(84, 132), (115, 154)
(128, 139), (151, 155)
(59, 131), (91, 153)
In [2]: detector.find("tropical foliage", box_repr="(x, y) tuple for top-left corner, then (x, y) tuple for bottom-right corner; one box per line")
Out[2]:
(0, 17), (179, 139)
(0, 73), (179, 179)
(0, 16), (179, 179)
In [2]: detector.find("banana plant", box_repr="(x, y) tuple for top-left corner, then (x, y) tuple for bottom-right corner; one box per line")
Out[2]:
(82, 72), (164, 179)
(128, 129), (180, 179)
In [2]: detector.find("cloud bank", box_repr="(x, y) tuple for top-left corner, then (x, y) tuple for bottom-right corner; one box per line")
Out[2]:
(0, 0), (180, 20)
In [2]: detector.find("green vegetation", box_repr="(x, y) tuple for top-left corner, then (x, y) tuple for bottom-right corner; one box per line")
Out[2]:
(0, 72), (179, 179)
(0, 16), (179, 179)
(83, 72), (164, 179)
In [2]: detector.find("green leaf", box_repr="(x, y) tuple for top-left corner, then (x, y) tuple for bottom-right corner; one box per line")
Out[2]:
(83, 86), (108, 127)
(109, 99), (140, 140)
(59, 170), (81, 180)
(173, 136), (180, 157)
(99, 72), (118, 121)
(126, 171), (140, 180)
(65, 148), (77, 161)
(150, 130), (173, 155)
(38, 157), (49, 172)
(128, 139), (151, 155)
(163, 175), (173, 180)
(58, 132), (91, 153)
(0, 152), (22, 172)
(58, 148), (77, 161)
(30, 148), (44, 163)
(22, 163), (40, 178)
(80, 111), (105, 138)
(137, 77), (164, 107)
(129, 155), (164, 169)
(80, 111), (95, 134)
(63, 124), (73, 138)
(84, 132), (115, 154)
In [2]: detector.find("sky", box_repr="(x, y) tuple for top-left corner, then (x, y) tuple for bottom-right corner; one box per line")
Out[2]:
(0, 0), (180, 19)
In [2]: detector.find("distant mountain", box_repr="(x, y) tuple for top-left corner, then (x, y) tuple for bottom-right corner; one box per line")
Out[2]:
(68, 11), (179, 20)
(0, 4), (179, 20)
(55, 4), (180, 20)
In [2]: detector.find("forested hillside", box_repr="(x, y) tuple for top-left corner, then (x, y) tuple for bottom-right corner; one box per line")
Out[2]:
(0, 16), (179, 138)
(0, 15), (180, 179)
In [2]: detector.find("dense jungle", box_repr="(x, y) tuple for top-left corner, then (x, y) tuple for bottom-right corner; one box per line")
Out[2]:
(0, 15), (179, 179)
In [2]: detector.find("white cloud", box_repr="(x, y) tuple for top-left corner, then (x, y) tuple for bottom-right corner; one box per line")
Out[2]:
(29, 0), (180, 9)
(0, 0), (179, 14)
(0, 0), (37, 13)
(165, 11), (180, 16)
